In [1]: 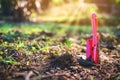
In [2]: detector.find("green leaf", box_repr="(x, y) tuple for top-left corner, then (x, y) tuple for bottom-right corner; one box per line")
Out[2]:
(116, 75), (120, 80)
(90, 76), (94, 80)
(0, 56), (20, 65)
(32, 47), (36, 51)
(65, 38), (71, 47)
(80, 39), (86, 45)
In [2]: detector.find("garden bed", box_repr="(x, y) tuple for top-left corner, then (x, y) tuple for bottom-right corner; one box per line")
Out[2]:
(0, 23), (120, 80)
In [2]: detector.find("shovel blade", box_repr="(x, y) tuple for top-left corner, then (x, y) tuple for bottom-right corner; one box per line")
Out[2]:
(86, 38), (93, 59)
(86, 38), (99, 64)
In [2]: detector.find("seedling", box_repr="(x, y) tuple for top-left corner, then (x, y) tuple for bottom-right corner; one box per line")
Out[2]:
(86, 13), (99, 64)
(65, 38), (71, 47)
(116, 75), (120, 80)
(0, 56), (20, 65)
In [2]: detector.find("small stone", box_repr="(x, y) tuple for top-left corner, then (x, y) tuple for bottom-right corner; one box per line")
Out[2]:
(71, 76), (76, 79)
(56, 67), (61, 70)
(46, 72), (51, 75)
(65, 73), (71, 77)
(74, 74), (80, 79)
(50, 70), (54, 73)
(61, 76), (69, 80)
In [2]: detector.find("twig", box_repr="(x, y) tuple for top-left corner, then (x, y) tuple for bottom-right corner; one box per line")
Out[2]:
(31, 73), (66, 80)
(14, 71), (34, 80)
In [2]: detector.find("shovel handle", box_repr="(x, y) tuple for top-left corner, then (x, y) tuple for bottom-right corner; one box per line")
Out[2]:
(91, 13), (99, 64)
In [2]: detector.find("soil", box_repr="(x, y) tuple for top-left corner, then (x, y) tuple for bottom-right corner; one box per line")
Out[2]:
(0, 29), (120, 80)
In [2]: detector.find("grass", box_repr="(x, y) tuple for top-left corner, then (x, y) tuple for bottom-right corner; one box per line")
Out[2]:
(0, 56), (20, 65)
(0, 23), (118, 34)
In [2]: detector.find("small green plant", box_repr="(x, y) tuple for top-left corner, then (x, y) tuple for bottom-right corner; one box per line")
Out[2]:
(80, 39), (86, 45)
(26, 61), (30, 65)
(90, 76), (94, 80)
(116, 75), (120, 80)
(41, 45), (49, 52)
(32, 46), (37, 51)
(0, 56), (20, 65)
(16, 41), (25, 50)
(65, 38), (71, 47)
(51, 50), (61, 56)
(43, 55), (49, 60)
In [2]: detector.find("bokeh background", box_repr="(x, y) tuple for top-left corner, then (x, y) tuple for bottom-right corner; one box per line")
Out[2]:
(0, 0), (120, 26)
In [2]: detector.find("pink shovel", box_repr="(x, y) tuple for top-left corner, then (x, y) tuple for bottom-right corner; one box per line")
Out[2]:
(86, 13), (99, 64)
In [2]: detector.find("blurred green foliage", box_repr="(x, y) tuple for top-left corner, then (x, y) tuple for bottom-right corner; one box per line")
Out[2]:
(115, 0), (120, 4)
(0, 23), (118, 35)
(116, 75), (120, 80)
(52, 0), (64, 5)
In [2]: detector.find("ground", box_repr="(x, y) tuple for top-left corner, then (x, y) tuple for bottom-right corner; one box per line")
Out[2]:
(0, 23), (120, 80)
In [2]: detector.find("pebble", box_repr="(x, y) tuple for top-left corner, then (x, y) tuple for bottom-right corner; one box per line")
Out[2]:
(73, 73), (80, 79)
(65, 73), (71, 77)
(50, 70), (54, 73)
(46, 72), (51, 75)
